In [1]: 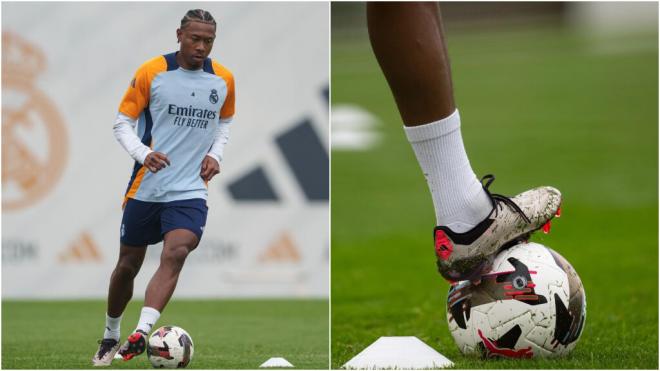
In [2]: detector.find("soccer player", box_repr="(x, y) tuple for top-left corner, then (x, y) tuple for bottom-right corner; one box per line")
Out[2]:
(366, 3), (561, 283)
(92, 9), (235, 366)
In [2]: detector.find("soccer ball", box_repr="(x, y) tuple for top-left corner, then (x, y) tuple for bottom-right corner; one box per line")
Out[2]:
(446, 242), (586, 358)
(147, 326), (194, 368)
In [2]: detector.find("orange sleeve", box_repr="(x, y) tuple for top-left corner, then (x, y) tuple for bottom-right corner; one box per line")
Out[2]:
(212, 60), (235, 119)
(118, 56), (167, 119)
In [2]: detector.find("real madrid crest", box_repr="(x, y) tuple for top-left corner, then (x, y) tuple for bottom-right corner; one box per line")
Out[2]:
(2, 32), (68, 211)
(209, 89), (218, 104)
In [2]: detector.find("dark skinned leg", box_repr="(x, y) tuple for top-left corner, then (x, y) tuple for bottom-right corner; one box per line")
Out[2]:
(107, 244), (147, 318)
(143, 229), (198, 312)
(367, 2), (455, 126)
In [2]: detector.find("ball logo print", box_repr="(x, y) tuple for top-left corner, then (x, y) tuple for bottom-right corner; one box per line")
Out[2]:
(2, 31), (68, 211)
(447, 255), (547, 332)
(494, 257), (547, 305)
(512, 275), (527, 290)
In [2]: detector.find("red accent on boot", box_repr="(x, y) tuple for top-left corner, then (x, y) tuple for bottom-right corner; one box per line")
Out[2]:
(542, 220), (551, 234)
(435, 230), (454, 260)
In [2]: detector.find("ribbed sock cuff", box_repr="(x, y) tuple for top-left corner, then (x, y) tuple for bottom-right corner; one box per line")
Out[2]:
(104, 313), (122, 341)
(135, 306), (160, 334)
(404, 109), (460, 143)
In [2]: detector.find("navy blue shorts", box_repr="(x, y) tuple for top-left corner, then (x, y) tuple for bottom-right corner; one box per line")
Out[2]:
(120, 198), (208, 246)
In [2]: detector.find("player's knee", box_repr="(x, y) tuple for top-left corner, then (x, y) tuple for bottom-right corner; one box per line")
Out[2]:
(163, 245), (191, 267)
(115, 260), (141, 279)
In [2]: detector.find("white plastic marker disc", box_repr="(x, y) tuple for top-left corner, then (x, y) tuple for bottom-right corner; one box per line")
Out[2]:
(343, 336), (454, 369)
(259, 357), (294, 368)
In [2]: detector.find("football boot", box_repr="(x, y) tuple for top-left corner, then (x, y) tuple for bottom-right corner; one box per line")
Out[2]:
(118, 330), (148, 361)
(92, 338), (120, 366)
(434, 174), (561, 283)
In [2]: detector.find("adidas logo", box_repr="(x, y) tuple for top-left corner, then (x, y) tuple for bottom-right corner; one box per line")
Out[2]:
(227, 87), (328, 202)
(259, 232), (300, 263)
(59, 231), (102, 263)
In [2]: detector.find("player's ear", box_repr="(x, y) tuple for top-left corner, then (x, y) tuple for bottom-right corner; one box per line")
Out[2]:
(176, 28), (182, 43)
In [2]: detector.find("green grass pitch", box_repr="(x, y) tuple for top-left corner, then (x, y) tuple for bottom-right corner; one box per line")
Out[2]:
(2, 299), (328, 369)
(331, 23), (658, 369)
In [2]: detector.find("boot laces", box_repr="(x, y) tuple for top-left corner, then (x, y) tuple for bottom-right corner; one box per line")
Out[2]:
(96, 338), (118, 358)
(481, 174), (531, 224)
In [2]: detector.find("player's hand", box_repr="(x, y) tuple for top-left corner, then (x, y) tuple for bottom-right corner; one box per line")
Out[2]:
(200, 156), (220, 182)
(144, 152), (170, 173)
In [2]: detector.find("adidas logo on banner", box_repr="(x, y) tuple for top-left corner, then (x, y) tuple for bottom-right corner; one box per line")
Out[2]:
(59, 231), (102, 263)
(227, 87), (328, 202)
(259, 232), (300, 263)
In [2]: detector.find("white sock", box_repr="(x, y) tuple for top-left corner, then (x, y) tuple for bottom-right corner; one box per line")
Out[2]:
(404, 109), (492, 233)
(135, 307), (160, 334)
(104, 313), (122, 341)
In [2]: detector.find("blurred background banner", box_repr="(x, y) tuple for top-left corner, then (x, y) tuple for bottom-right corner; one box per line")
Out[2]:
(2, 2), (329, 299)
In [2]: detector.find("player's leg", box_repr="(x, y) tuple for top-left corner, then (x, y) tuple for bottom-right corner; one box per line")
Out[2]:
(367, 2), (454, 126)
(368, 2), (491, 233)
(94, 198), (159, 366)
(118, 230), (198, 361)
(107, 244), (148, 317)
(95, 198), (161, 363)
(367, 2), (561, 282)
(144, 229), (199, 312)
(92, 244), (147, 366)
(119, 199), (206, 361)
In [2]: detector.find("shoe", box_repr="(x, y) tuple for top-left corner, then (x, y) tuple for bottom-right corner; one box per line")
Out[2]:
(118, 330), (148, 361)
(92, 338), (120, 366)
(434, 174), (561, 282)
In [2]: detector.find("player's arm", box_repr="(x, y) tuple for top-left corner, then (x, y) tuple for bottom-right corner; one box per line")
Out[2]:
(113, 115), (169, 172)
(113, 114), (151, 163)
(201, 118), (231, 182)
(115, 62), (169, 173)
(206, 118), (232, 164)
